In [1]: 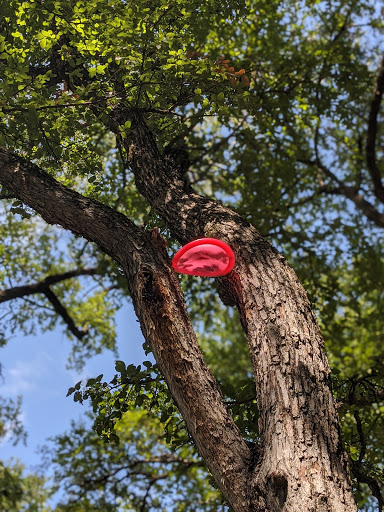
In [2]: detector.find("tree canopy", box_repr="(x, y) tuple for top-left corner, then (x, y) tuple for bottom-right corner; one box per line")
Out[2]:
(0, 0), (384, 510)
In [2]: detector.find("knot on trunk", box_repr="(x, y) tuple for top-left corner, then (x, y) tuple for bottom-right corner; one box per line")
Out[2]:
(217, 271), (247, 332)
(266, 472), (288, 511)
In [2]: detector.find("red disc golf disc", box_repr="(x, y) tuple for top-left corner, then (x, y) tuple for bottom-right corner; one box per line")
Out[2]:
(172, 238), (235, 277)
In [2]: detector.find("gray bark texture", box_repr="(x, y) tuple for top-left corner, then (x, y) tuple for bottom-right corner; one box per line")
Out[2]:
(0, 112), (357, 511)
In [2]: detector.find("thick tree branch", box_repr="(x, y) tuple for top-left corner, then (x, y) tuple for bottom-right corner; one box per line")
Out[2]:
(0, 268), (98, 303)
(366, 57), (384, 203)
(0, 267), (99, 340)
(124, 229), (252, 512)
(0, 147), (252, 512)
(0, 148), (142, 265)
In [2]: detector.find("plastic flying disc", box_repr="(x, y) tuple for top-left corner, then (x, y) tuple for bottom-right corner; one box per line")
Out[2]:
(172, 238), (235, 277)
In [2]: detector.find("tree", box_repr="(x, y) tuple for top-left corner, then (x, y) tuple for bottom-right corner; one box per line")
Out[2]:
(0, 397), (53, 511)
(0, 460), (53, 512)
(43, 410), (226, 511)
(0, 0), (383, 510)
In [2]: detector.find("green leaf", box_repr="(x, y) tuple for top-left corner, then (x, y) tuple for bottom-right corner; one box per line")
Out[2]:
(115, 360), (126, 373)
(66, 387), (76, 397)
(10, 207), (32, 219)
(73, 391), (82, 403)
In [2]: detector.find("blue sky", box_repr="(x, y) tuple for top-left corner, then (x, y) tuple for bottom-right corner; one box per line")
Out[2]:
(0, 302), (146, 477)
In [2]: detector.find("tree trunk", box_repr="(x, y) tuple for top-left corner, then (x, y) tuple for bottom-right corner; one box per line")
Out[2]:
(118, 113), (357, 511)
(223, 228), (356, 511)
(0, 110), (357, 512)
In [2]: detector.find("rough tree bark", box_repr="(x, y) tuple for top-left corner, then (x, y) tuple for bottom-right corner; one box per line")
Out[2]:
(0, 109), (357, 512)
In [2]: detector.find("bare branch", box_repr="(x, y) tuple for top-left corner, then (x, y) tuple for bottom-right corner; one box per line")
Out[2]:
(285, 178), (344, 208)
(366, 58), (384, 203)
(0, 268), (101, 340)
(0, 268), (98, 303)
(317, 162), (384, 228)
(70, 454), (202, 492)
(43, 288), (88, 340)
(351, 458), (384, 512)
(302, 126), (384, 228)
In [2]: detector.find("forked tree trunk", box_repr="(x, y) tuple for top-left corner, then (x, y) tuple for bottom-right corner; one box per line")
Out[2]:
(0, 110), (357, 512)
(120, 112), (357, 511)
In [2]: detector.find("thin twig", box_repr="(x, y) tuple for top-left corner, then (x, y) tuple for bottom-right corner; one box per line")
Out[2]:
(44, 288), (88, 340)
(1, 101), (94, 113)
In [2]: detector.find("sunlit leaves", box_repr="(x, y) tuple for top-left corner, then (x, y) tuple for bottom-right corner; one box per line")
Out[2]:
(65, 358), (190, 446)
(43, 410), (225, 511)
(1, 0), (384, 509)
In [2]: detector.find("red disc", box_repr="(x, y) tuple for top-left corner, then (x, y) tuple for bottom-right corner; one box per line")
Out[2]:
(172, 238), (235, 277)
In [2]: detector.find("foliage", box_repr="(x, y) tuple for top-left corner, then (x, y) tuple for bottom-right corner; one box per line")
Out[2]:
(1, 0), (384, 509)
(0, 459), (53, 512)
(0, 204), (126, 369)
(0, 391), (52, 511)
(0, 396), (26, 446)
(41, 410), (225, 511)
